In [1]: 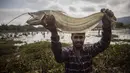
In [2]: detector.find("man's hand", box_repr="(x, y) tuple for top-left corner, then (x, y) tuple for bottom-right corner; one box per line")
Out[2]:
(41, 14), (57, 32)
(101, 9), (116, 28)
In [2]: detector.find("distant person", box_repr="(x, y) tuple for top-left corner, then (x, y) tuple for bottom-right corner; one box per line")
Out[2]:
(41, 9), (115, 73)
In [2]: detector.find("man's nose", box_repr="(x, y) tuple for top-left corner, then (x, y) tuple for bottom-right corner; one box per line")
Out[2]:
(77, 38), (81, 41)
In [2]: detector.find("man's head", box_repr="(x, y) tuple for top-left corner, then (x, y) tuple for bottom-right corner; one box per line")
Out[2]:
(71, 33), (85, 49)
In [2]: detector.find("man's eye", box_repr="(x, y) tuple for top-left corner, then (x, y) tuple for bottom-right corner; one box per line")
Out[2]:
(74, 36), (78, 39)
(79, 36), (83, 39)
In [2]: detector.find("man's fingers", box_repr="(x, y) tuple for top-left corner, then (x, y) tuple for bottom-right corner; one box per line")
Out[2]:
(45, 15), (52, 22)
(46, 15), (55, 22)
(103, 14), (109, 21)
(41, 14), (48, 28)
(42, 15), (51, 28)
(45, 15), (55, 23)
(51, 15), (55, 20)
(101, 8), (105, 13)
(105, 9), (114, 17)
(41, 14), (47, 21)
(113, 15), (117, 21)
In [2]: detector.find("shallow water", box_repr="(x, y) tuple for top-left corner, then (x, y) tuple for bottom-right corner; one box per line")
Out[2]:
(1, 29), (130, 45)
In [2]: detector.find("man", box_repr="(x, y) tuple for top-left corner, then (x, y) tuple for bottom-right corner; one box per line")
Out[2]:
(41, 9), (115, 73)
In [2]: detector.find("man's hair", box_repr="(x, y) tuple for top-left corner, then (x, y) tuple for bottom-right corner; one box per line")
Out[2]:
(71, 33), (85, 36)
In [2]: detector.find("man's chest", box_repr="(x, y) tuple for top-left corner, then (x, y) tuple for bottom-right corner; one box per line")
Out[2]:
(65, 52), (92, 73)
(68, 51), (92, 63)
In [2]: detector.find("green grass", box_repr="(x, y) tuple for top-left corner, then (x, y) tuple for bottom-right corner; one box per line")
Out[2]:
(1, 41), (130, 73)
(111, 39), (130, 42)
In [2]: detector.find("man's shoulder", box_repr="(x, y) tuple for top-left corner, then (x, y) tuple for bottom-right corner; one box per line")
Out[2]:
(62, 46), (73, 52)
(83, 43), (94, 51)
(84, 43), (93, 47)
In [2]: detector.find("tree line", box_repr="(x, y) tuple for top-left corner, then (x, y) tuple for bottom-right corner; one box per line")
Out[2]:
(114, 22), (130, 28)
(0, 24), (47, 32)
(0, 22), (130, 33)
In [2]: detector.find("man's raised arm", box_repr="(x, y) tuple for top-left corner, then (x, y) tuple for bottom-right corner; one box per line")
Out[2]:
(41, 14), (66, 63)
(87, 9), (116, 57)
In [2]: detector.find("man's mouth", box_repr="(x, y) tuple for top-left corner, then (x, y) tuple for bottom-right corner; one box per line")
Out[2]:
(75, 42), (82, 46)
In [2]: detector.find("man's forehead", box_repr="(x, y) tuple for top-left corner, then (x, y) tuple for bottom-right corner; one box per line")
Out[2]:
(71, 33), (85, 36)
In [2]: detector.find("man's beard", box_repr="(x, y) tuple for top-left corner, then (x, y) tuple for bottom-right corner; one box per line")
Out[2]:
(73, 42), (83, 49)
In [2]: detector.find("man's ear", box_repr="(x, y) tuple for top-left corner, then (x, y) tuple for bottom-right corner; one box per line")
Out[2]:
(71, 35), (72, 40)
(71, 35), (73, 41)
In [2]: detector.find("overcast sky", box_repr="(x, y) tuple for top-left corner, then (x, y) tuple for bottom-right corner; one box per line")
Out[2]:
(0, 0), (130, 25)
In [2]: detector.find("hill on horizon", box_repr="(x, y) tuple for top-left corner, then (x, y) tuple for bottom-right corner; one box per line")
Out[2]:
(117, 16), (130, 25)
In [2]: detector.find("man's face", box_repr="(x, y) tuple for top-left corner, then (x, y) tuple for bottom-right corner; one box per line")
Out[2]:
(71, 33), (85, 49)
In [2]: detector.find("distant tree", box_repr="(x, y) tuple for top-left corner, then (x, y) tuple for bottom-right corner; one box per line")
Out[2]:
(124, 24), (130, 29)
(115, 22), (124, 28)
(0, 24), (46, 32)
(0, 24), (8, 31)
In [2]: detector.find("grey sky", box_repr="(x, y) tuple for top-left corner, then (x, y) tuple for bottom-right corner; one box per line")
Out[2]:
(0, 0), (130, 25)
(82, 0), (106, 3)
(81, 7), (96, 12)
